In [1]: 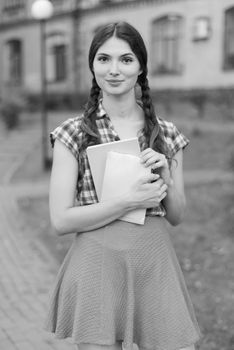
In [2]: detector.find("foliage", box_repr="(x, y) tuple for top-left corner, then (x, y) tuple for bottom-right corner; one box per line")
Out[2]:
(188, 93), (207, 119)
(0, 94), (27, 130)
(228, 149), (234, 172)
(0, 100), (21, 130)
(214, 90), (234, 121)
(26, 92), (86, 111)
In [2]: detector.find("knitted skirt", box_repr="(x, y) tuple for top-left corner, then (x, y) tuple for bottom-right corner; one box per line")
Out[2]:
(44, 216), (201, 350)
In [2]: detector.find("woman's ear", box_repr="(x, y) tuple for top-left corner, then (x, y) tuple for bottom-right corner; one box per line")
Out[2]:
(138, 69), (143, 76)
(134, 83), (141, 99)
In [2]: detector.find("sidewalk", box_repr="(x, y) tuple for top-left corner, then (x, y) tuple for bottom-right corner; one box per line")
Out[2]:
(0, 115), (76, 350)
(0, 112), (233, 350)
(0, 187), (75, 350)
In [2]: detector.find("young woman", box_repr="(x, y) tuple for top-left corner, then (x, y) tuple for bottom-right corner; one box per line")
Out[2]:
(45, 22), (201, 350)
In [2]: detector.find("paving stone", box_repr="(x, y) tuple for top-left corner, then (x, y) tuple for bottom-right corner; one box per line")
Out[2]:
(15, 341), (38, 350)
(0, 328), (8, 340)
(0, 338), (16, 350)
(5, 328), (26, 342)
(0, 314), (15, 330)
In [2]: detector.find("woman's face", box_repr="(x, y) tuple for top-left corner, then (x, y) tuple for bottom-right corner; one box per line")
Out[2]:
(93, 36), (142, 97)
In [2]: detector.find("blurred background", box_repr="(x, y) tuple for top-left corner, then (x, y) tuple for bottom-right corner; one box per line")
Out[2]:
(0, 0), (234, 349)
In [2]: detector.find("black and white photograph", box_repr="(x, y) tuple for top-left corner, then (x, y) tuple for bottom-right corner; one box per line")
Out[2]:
(0, 1), (233, 350)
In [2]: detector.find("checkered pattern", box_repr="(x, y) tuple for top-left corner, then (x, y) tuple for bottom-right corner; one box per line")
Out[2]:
(50, 101), (189, 216)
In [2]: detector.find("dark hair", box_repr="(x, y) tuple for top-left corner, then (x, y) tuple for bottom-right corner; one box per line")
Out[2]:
(80, 21), (171, 161)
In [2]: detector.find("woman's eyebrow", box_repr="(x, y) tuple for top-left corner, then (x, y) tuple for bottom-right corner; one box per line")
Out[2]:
(96, 52), (134, 57)
(96, 53), (109, 56)
(121, 53), (134, 56)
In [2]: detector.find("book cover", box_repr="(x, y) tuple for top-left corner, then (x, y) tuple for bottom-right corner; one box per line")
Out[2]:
(87, 137), (141, 200)
(100, 151), (151, 225)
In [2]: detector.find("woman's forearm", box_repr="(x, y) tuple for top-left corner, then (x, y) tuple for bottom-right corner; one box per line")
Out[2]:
(162, 181), (186, 226)
(51, 195), (132, 235)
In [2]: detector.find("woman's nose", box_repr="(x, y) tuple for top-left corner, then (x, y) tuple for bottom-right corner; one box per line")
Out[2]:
(109, 61), (120, 75)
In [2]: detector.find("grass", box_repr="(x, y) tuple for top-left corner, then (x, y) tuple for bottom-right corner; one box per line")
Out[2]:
(171, 182), (234, 350)
(183, 128), (233, 172)
(13, 101), (234, 350)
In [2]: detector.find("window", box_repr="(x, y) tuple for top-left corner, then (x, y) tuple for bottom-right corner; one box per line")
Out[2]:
(3, 0), (24, 12)
(50, 0), (64, 8)
(47, 34), (67, 82)
(193, 17), (211, 41)
(54, 44), (67, 81)
(224, 7), (234, 70)
(151, 15), (183, 75)
(79, 0), (100, 8)
(99, 0), (112, 3)
(4, 39), (23, 84)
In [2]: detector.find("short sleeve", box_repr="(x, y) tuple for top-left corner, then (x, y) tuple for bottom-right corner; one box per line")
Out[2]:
(158, 118), (190, 158)
(50, 117), (81, 159)
(169, 123), (190, 157)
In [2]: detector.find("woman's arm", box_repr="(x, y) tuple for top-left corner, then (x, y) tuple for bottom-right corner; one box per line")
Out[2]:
(141, 148), (186, 226)
(50, 140), (165, 235)
(162, 149), (186, 226)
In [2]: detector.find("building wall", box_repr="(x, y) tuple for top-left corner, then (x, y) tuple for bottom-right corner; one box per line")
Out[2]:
(0, 0), (234, 101)
(0, 0), (76, 99)
(183, 0), (234, 89)
(76, 0), (234, 93)
(0, 16), (75, 96)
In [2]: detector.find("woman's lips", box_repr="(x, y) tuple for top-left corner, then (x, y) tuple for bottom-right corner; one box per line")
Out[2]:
(106, 80), (124, 86)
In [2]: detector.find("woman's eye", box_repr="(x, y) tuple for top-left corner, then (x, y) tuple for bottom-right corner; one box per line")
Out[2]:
(122, 57), (133, 63)
(97, 56), (109, 62)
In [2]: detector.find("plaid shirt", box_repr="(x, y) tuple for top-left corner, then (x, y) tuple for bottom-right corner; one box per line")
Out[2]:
(50, 101), (189, 217)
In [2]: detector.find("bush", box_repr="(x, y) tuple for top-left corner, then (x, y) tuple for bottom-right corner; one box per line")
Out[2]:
(228, 149), (234, 172)
(189, 93), (207, 119)
(0, 99), (23, 130)
(26, 93), (86, 111)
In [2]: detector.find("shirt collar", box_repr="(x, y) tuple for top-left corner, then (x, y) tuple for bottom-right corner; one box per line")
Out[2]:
(96, 99), (107, 119)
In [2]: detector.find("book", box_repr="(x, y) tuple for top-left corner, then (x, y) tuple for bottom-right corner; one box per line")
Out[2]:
(87, 137), (141, 200)
(101, 151), (151, 225)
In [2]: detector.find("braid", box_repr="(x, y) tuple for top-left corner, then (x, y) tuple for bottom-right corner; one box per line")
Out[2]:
(140, 77), (157, 139)
(80, 77), (101, 154)
(84, 77), (100, 120)
(140, 76), (172, 162)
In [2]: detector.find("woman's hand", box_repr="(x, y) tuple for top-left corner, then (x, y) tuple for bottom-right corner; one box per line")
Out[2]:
(140, 148), (173, 186)
(124, 173), (168, 210)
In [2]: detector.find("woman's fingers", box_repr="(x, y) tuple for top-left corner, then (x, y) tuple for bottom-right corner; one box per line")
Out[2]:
(160, 183), (168, 195)
(141, 150), (157, 165)
(142, 178), (167, 195)
(132, 174), (168, 208)
(140, 173), (159, 184)
(140, 148), (152, 156)
(151, 159), (166, 169)
(159, 191), (167, 202)
(141, 149), (168, 168)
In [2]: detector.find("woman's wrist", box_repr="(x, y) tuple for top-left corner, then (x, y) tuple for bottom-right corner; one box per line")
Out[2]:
(166, 177), (174, 188)
(120, 193), (137, 212)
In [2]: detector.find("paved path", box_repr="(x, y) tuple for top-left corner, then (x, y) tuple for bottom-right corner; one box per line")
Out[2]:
(0, 117), (76, 350)
(0, 114), (233, 350)
(0, 187), (75, 350)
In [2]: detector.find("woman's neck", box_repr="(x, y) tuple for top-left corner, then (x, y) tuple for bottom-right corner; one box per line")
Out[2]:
(102, 93), (142, 121)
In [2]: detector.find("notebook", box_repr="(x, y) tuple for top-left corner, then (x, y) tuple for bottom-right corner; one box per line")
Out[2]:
(101, 151), (150, 225)
(87, 137), (141, 200)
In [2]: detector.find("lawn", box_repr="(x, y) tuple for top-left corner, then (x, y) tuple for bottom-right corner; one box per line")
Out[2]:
(14, 101), (234, 350)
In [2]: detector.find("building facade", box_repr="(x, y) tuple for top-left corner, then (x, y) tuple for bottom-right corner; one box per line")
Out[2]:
(0, 0), (234, 104)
